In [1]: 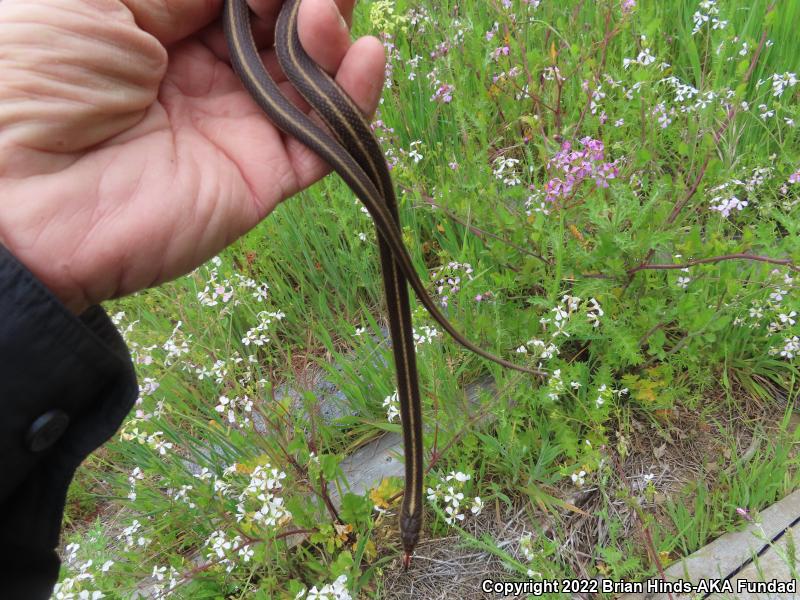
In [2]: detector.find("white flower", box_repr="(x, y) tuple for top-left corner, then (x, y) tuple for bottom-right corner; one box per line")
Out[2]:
(637, 48), (655, 66)
(330, 575), (351, 599)
(759, 104), (775, 120)
(571, 471), (586, 486)
(306, 586), (327, 600)
(444, 504), (465, 524)
(770, 290), (786, 303)
(547, 369), (565, 401)
(239, 545), (255, 562)
(383, 392), (400, 423)
(408, 140), (424, 163)
(520, 533), (536, 561)
(492, 156), (521, 186)
(470, 497), (484, 515)
(586, 298), (604, 327)
(772, 72), (798, 98)
(779, 336), (800, 359)
(710, 194), (748, 217)
(215, 395), (231, 413)
(413, 325), (441, 347)
(146, 432), (174, 456)
(446, 471), (471, 483)
(444, 486), (465, 505)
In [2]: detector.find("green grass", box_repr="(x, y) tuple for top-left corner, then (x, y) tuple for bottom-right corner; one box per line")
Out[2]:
(57, 0), (799, 597)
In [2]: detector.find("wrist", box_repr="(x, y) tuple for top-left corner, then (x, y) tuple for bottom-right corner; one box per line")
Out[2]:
(0, 237), (91, 315)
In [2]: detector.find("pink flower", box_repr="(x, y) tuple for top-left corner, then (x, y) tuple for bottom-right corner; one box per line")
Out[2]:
(491, 46), (510, 60)
(431, 83), (455, 103)
(543, 137), (617, 202)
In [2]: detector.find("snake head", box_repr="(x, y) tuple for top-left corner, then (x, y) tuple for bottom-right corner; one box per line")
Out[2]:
(400, 513), (420, 570)
(400, 512), (421, 557)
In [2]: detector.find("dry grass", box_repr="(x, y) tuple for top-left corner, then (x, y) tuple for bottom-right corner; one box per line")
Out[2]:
(378, 383), (797, 599)
(381, 505), (533, 600)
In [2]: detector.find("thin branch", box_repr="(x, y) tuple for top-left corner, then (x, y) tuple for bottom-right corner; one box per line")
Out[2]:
(580, 253), (798, 282)
(638, 322), (666, 348)
(628, 253), (799, 275)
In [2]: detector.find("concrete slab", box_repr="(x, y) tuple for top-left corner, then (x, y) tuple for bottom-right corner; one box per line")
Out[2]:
(620, 489), (800, 600)
(328, 431), (405, 505)
(707, 521), (799, 599)
(328, 375), (496, 506)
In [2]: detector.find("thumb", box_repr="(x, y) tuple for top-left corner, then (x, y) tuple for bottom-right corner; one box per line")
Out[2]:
(121, 0), (222, 46)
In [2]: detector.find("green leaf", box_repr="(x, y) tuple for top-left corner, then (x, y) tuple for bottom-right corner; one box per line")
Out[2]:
(285, 497), (315, 529)
(340, 493), (373, 527)
(319, 453), (342, 480)
(648, 329), (667, 358)
(332, 551), (355, 577)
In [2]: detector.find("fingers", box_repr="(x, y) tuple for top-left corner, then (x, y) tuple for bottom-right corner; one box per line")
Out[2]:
(120, 0), (358, 60)
(201, 0), (354, 77)
(332, 36), (386, 119)
(247, 0), (354, 28)
(207, 0), (383, 112)
(283, 34), (386, 189)
(121, 0), (223, 46)
(0, 0), (168, 155)
(198, 10), (275, 63)
(297, 0), (352, 75)
(201, 0), (385, 192)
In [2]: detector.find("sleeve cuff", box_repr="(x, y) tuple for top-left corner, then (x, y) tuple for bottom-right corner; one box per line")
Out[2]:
(0, 243), (138, 584)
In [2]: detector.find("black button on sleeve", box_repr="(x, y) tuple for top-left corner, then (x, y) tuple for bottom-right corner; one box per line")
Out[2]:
(26, 410), (71, 453)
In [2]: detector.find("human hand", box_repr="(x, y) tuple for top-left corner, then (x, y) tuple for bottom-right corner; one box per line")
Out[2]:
(0, 0), (385, 314)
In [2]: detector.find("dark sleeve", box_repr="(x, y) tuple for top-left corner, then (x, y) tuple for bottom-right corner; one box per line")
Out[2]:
(0, 243), (139, 600)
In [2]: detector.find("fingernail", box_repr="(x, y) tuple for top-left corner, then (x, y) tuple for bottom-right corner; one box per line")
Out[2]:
(326, 0), (347, 31)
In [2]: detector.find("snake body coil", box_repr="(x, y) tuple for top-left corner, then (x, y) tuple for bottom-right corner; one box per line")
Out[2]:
(223, 0), (540, 568)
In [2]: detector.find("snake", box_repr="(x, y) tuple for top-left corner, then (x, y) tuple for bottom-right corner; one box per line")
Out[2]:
(222, 0), (543, 568)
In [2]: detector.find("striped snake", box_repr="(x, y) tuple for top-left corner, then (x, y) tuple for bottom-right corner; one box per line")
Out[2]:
(222, 0), (542, 568)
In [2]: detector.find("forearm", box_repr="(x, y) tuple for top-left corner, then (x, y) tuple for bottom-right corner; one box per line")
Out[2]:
(0, 242), (139, 598)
